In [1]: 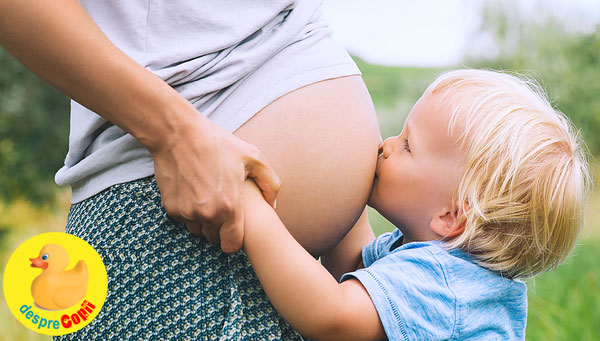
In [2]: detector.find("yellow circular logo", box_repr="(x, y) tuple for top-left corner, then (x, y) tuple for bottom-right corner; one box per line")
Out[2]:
(3, 232), (107, 335)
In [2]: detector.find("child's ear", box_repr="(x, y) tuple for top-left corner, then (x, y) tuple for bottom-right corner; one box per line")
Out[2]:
(429, 203), (465, 239)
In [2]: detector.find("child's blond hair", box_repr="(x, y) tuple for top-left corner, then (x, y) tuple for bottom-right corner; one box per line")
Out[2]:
(424, 69), (590, 278)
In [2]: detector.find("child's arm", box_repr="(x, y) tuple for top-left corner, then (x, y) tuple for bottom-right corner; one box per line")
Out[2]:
(321, 208), (375, 281)
(243, 180), (386, 340)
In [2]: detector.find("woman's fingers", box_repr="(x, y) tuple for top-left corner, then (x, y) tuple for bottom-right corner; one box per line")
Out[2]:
(185, 221), (204, 235)
(185, 221), (220, 247)
(246, 149), (281, 208)
(218, 194), (245, 253)
(201, 223), (221, 245)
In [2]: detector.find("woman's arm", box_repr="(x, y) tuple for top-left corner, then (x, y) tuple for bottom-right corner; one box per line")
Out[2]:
(321, 208), (375, 281)
(0, 0), (280, 253)
(243, 180), (385, 340)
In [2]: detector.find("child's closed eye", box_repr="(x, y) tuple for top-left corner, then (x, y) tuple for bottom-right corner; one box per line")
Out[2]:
(403, 138), (411, 152)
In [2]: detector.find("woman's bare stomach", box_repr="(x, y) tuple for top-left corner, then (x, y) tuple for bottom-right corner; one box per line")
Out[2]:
(234, 76), (380, 256)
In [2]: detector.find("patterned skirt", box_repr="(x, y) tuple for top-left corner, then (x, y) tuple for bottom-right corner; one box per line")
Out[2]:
(54, 176), (303, 340)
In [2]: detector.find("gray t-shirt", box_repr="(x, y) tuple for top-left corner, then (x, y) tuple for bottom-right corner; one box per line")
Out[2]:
(56, 0), (360, 202)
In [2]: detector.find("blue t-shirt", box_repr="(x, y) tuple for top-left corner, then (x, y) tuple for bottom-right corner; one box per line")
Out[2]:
(341, 229), (527, 340)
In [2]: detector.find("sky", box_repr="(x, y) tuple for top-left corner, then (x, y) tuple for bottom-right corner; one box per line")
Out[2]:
(322, 0), (600, 67)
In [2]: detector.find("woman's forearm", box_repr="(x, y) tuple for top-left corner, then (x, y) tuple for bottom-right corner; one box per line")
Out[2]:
(0, 0), (203, 151)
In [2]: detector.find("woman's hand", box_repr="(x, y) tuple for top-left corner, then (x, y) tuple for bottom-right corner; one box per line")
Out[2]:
(151, 115), (280, 253)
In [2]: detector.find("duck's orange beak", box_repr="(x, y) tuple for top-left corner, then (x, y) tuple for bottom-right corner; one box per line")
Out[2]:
(29, 257), (48, 269)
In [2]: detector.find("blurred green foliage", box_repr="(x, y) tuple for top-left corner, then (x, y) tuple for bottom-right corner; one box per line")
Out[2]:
(470, 2), (600, 155)
(525, 236), (600, 340)
(0, 48), (70, 205)
(353, 58), (443, 139)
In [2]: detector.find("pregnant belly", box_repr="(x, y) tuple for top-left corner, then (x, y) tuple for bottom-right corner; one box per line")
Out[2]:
(234, 76), (381, 256)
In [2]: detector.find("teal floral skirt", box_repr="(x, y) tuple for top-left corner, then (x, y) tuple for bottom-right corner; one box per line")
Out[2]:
(54, 176), (302, 340)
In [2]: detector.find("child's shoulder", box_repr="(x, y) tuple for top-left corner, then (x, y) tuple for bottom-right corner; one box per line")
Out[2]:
(383, 238), (527, 300)
(343, 231), (527, 340)
(363, 229), (475, 273)
(365, 230), (522, 283)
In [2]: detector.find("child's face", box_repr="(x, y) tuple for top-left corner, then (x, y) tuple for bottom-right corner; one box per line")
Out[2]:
(369, 91), (465, 242)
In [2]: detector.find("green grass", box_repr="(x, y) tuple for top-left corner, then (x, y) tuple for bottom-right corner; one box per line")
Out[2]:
(522, 164), (600, 340)
(525, 237), (600, 340)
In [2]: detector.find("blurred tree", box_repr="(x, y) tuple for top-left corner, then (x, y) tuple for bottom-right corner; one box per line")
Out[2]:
(0, 48), (69, 204)
(467, 0), (600, 155)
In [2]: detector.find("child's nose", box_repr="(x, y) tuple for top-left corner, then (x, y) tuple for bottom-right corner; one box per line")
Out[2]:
(382, 136), (396, 158)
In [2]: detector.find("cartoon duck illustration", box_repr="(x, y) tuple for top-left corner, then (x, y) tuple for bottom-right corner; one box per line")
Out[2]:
(29, 244), (88, 310)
